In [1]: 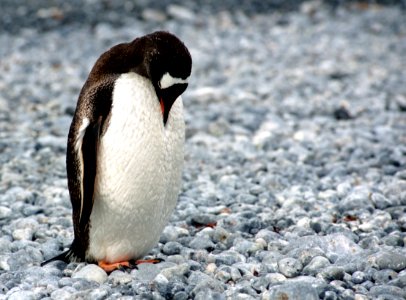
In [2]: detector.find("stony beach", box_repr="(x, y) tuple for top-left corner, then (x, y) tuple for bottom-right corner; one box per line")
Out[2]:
(0, 1), (406, 299)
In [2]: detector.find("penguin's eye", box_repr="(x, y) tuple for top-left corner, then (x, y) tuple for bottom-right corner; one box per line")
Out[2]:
(159, 72), (189, 89)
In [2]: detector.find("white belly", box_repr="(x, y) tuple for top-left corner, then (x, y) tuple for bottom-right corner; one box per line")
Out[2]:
(87, 73), (185, 263)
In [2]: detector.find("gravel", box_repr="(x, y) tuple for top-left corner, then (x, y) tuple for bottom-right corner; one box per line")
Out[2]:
(1, 1), (406, 299)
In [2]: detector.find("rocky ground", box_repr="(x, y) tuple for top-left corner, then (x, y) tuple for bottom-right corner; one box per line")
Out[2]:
(1, 1), (406, 299)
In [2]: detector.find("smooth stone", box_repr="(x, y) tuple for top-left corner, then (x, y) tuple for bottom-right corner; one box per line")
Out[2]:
(211, 251), (246, 266)
(0, 206), (12, 219)
(368, 251), (406, 271)
(372, 269), (398, 284)
(8, 290), (35, 300)
(188, 271), (225, 296)
(369, 285), (406, 299)
(160, 263), (190, 280)
(303, 256), (331, 275)
(108, 270), (132, 285)
(318, 266), (345, 281)
(352, 271), (366, 284)
(132, 262), (161, 282)
(163, 241), (183, 255)
(268, 282), (319, 300)
(277, 257), (303, 278)
(189, 236), (215, 251)
(71, 264), (107, 284)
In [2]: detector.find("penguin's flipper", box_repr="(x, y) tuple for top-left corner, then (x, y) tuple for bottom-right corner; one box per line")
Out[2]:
(64, 81), (114, 261)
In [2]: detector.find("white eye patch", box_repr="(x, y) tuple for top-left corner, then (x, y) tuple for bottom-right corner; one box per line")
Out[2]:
(159, 72), (189, 89)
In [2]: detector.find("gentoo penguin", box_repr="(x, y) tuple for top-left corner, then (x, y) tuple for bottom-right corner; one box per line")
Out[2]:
(42, 31), (192, 272)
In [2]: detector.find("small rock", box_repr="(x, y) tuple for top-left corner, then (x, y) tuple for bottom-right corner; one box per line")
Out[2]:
(71, 264), (107, 284)
(142, 9), (167, 22)
(319, 266), (345, 281)
(8, 290), (36, 300)
(108, 270), (132, 285)
(333, 106), (352, 120)
(389, 273), (406, 288)
(12, 228), (33, 241)
(189, 236), (215, 251)
(132, 262), (161, 282)
(372, 269), (398, 284)
(268, 282), (319, 300)
(352, 271), (366, 284)
(163, 241), (183, 255)
(152, 273), (169, 296)
(167, 5), (196, 22)
(211, 250), (246, 266)
(188, 271), (224, 296)
(50, 287), (75, 300)
(0, 206), (12, 219)
(368, 251), (406, 271)
(303, 256), (330, 275)
(160, 263), (190, 280)
(369, 285), (406, 299)
(278, 257), (303, 278)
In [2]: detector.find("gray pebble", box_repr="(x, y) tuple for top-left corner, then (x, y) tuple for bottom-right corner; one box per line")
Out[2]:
(0, 206), (12, 219)
(319, 266), (345, 281)
(108, 270), (132, 285)
(303, 256), (331, 275)
(160, 263), (190, 280)
(188, 271), (225, 296)
(268, 282), (319, 300)
(372, 269), (398, 284)
(163, 241), (183, 255)
(278, 257), (303, 278)
(71, 264), (107, 284)
(8, 290), (35, 300)
(189, 236), (215, 251)
(352, 271), (366, 284)
(211, 250), (246, 266)
(369, 285), (406, 299)
(369, 251), (406, 271)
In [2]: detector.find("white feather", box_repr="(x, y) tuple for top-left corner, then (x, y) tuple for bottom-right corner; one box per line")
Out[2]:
(75, 118), (90, 151)
(75, 117), (90, 222)
(87, 72), (185, 263)
(159, 72), (189, 89)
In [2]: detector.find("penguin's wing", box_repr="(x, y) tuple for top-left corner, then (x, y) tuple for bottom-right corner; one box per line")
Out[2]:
(66, 80), (114, 254)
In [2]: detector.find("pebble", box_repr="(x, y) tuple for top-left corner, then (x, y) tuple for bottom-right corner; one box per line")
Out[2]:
(278, 258), (303, 278)
(71, 264), (107, 284)
(163, 241), (183, 255)
(160, 263), (190, 280)
(189, 236), (215, 251)
(303, 256), (331, 275)
(368, 251), (406, 272)
(319, 266), (345, 281)
(108, 270), (132, 286)
(268, 282), (319, 300)
(351, 271), (366, 284)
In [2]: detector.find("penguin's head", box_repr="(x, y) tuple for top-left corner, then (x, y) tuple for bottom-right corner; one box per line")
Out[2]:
(142, 31), (192, 124)
(89, 31), (192, 124)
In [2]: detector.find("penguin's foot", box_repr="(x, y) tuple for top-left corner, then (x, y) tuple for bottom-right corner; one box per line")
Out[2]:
(98, 258), (164, 273)
(98, 260), (132, 273)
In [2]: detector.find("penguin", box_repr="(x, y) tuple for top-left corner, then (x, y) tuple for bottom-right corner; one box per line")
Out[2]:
(42, 31), (192, 272)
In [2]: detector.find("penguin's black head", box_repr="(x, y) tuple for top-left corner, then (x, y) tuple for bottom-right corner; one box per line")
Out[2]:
(142, 31), (192, 124)
(89, 31), (191, 125)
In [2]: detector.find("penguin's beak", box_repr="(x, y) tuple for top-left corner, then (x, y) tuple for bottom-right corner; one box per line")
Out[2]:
(159, 83), (188, 125)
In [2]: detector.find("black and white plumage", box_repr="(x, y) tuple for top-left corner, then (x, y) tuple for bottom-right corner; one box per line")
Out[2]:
(42, 31), (192, 270)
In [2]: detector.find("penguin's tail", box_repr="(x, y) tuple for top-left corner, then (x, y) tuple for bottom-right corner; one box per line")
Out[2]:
(41, 248), (80, 266)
